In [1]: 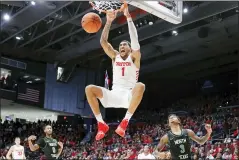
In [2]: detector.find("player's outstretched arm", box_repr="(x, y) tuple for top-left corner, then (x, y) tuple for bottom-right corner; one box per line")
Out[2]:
(124, 6), (141, 56)
(28, 135), (39, 151)
(153, 135), (169, 159)
(6, 146), (13, 159)
(187, 124), (212, 145)
(100, 11), (118, 59)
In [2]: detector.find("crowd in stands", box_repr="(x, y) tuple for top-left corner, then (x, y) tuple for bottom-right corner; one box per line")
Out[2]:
(0, 92), (239, 159)
(0, 120), (85, 160)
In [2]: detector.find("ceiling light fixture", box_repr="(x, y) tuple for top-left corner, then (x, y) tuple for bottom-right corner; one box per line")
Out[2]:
(3, 13), (10, 21)
(183, 8), (188, 13)
(16, 36), (21, 40)
(172, 30), (178, 36)
(148, 21), (153, 25)
(16, 36), (24, 40)
(31, 1), (36, 5)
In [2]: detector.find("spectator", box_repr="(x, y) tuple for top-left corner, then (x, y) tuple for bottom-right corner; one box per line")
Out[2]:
(224, 135), (231, 144)
(206, 150), (215, 160)
(138, 145), (155, 159)
(222, 149), (232, 159)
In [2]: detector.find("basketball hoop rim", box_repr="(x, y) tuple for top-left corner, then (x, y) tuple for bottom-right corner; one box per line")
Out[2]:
(89, 0), (127, 13)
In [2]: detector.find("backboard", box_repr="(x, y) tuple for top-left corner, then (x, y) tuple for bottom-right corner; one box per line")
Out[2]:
(128, 1), (183, 24)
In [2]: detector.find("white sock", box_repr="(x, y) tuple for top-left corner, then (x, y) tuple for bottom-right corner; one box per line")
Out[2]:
(124, 111), (133, 120)
(95, 114), (104, 123)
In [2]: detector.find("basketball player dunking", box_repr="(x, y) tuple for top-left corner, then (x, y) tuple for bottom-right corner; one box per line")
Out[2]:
(28, 125), (63, 160)
(6, 137), (26, 159)
(154, 114), (212, 160)
(85, 6), (145, 140)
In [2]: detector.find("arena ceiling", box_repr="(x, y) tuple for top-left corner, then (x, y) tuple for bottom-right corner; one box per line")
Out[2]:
(0, 1), (239, 80)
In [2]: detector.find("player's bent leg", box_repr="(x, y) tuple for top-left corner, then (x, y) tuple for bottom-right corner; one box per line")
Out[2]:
(85, 85), (103, 115)
(85, 85), (109, 140)
(115, 82), (145, 137)
(128, 82), (145, 113)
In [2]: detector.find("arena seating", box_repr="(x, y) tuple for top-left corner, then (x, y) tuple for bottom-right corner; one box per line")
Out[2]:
(0, 93), (238, 159)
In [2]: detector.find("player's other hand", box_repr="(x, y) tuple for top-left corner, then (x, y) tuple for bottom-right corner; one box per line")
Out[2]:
(123, 4), (131, 18)
(106, 10), (118, 23)
(157, 152), (170, 159)
(205, 124), (212, 134)
(165, 151), (171, 159)
(58, 142), (63, 148)
(28, 135), (37, 141)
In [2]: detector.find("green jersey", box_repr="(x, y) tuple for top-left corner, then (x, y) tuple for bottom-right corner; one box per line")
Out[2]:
(36, 137), (59, 160)
(167, 129), (192, 160)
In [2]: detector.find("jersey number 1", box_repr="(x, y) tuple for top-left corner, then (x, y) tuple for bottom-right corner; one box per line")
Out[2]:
(121, 67), (125, 76)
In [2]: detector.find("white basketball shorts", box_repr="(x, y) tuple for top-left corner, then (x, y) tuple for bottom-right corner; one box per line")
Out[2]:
(99, 87), (133, 109)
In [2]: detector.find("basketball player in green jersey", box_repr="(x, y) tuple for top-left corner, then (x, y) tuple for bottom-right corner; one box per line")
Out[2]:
(28, 125), (63, 160)
(154, 114), (212, 160)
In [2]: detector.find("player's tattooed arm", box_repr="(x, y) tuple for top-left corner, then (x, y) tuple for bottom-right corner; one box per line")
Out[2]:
(100, 22), (111, 43)
(100, 11), (118, 59)
(187, 126), (212, 145)
(100, 22), (117, 59)
(153, 135), (168, 158)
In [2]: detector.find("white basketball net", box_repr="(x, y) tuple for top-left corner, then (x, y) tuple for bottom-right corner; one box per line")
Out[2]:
(90, 1), (124, 12)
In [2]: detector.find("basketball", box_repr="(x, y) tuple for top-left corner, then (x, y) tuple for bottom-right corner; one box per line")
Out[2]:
(81, 12), (102, 33)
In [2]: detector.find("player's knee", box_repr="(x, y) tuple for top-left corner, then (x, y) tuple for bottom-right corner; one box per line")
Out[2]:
(135, 82), (145, 93)
(85, 85), (95, 95)
(85, 85), (102, 98)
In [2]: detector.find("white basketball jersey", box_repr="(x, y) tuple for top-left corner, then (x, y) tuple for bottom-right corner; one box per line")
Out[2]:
(12, 145), (24, 159)
(112, 54), (139, 89)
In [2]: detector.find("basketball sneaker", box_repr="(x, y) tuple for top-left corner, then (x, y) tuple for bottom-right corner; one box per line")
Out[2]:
(95, 122), (109, 141)
(115, 119), (129, 137)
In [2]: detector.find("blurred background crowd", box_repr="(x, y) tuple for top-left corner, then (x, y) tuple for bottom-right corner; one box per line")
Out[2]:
(1, 92), (239, 160)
